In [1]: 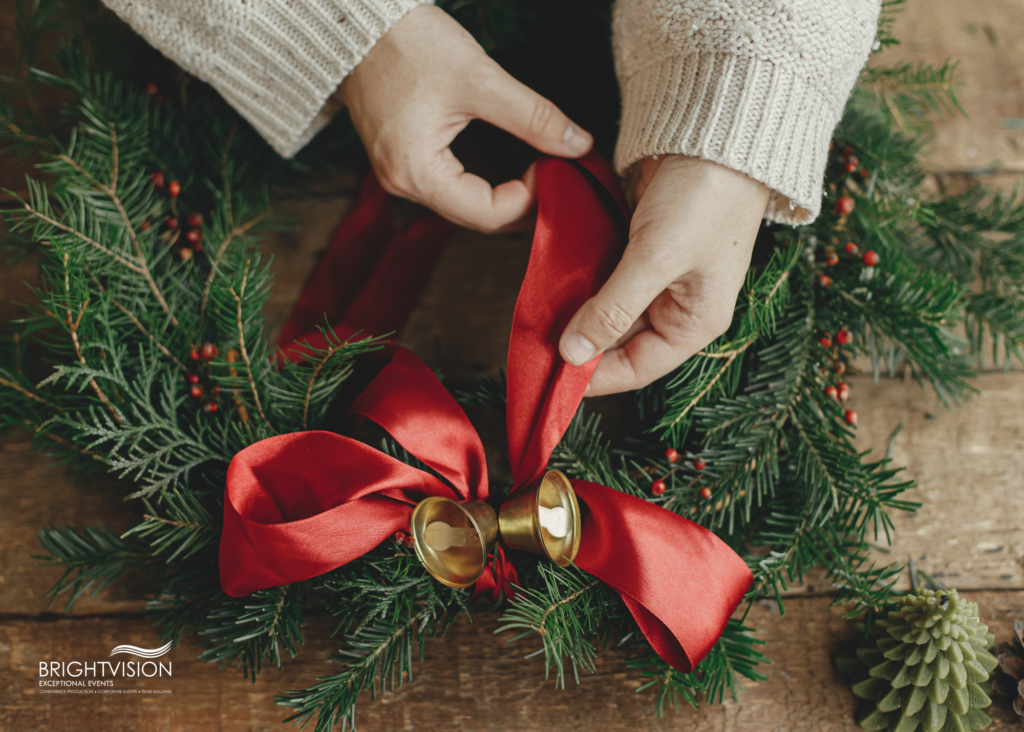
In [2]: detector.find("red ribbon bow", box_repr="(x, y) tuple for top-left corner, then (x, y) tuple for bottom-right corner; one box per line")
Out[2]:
(219, 153), (753, 673)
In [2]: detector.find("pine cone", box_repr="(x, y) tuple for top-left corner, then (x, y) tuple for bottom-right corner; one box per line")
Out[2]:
(990, 619), (1024, 723)
(836, 589), (999, 732)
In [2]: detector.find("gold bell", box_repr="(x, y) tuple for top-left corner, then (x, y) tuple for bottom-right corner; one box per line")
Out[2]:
(497, 469), (581, 566)
(409, 470), (582, 587)
(410, 498), (498, 588)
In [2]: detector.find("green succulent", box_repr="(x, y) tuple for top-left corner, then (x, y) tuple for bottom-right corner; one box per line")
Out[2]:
(837, 589), (999, 732)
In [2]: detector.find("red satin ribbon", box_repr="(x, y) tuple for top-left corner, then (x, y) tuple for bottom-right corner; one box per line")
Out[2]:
(220, 153), (753, 673)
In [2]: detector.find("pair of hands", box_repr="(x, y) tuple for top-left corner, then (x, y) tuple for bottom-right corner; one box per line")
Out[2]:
(339, 6), (769, 396)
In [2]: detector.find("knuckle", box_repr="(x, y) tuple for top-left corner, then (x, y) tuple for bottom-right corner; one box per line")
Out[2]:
(590, 300), (635, 340)
(527, 100), (559, 141)
(468, 62), (502, 96)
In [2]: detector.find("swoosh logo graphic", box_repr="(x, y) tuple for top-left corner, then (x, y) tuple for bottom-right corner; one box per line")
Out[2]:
(109, 641), (173, 658)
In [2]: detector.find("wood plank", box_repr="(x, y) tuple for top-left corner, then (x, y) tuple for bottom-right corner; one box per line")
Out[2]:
(848, 374), (1024, 591)
(881, 0), (1024, 176)
(2, 592), (1021, 731)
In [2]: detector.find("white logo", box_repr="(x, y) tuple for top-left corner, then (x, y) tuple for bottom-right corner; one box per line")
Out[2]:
(109, 641), (173, 659)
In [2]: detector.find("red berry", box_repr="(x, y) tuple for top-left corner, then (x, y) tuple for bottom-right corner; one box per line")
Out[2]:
(820, 333), (832, 348)
(139, 220), (151, 231)
(145, 81), (158, 96)
(404, 535), (416, 549)
(836, 196), (855, 215)
(844, 242), (859, 255)
(168, 180), (181, 198)
(838, 382), (850, 401)
(201, 343), (218, 360)
(394, 531), (406, 544)
(185, 229), (201, 244)
(825, 385), (839, 400)
(863, 250), (880, 267)
(193, 240), (203, 254)
(187, 212), (203, 228)
(860, 167), (870, 178)
(165, 216), (179, 229)
(189, 384), (203, 398)
(189, 348), (201, 361)
(203, 401), (218, 414)
(651, 479), (667, 496)
(845, 156), (859, 173)
(179, 248), (193, 262)
(151, 171), (165, 188)
(836, 329), (851, 345)
(693, 457), (706, 470)
(212, 385), (221, 396)
(818, 274), (831, 288)
(699, 487), (713, 500)
(844, 409), (858, 426)
(833, 361), (846, 374)
(825, 252), (839, 266)
(664, 448), (679, 463)
(187, 373), (200, 384)
(843, 146), (854, 158)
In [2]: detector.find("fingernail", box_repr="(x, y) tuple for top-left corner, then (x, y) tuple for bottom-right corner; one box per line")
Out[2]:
(562, 333), (596, 365)
(563, 124), (591, 156)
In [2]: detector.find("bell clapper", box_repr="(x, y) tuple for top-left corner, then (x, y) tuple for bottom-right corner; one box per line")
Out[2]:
(538, 505), (570, 539)
(424, 521), (481, 552)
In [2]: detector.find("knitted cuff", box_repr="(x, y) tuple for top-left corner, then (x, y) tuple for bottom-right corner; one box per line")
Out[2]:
(205, 0), (429, 158)
(614, 50), (838, 225)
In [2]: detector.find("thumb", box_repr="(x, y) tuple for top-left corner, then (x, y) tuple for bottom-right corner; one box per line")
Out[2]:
(472, 66), (593, 158)
(559, 256), (665, 366)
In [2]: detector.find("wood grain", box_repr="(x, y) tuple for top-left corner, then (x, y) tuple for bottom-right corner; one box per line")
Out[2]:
(2, 593), (1021, 732)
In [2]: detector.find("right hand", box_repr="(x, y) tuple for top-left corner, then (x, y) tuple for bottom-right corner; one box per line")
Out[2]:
(338, 5), (593, 233)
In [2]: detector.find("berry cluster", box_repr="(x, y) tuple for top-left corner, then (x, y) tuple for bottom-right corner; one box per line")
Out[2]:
(817, 240), (881, 290)
(149, 171), (205, 262)
(648, 447), (711, 500)
(392, 531), (416, 550)
(816, 325), (858, 427)
(829, 144), (869, 217)
(186, 343), (221, 415)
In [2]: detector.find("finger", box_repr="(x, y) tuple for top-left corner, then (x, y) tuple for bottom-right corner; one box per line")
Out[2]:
(471, 66), (592, 158)
(417, 148), (537, 232)
(586, 291), (731, 396)
(559, 253), (674, 367)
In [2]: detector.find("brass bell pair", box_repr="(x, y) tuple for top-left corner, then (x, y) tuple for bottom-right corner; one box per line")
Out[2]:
(409, 469), (581, 588)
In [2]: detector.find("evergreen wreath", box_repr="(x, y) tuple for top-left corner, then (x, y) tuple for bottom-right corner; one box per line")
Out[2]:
(3, 1), (1023, 728)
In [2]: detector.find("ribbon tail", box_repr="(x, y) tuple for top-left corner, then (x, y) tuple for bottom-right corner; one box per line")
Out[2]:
(571, 481), (753, 672)
(278, 173), (393, 356)
(505, 153), (626, 485)
(278, 173), (455, 363)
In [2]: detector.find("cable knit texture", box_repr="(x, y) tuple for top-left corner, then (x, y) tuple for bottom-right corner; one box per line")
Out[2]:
(103, 0), (431, 158)
(613, 0), (880, 224)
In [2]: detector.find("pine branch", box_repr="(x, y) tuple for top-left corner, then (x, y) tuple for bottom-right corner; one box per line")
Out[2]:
(36, 525), (152, 612)
(627, 619), (769, 715)
(496, 564), (625, 687)
(200, 585), (305, 680)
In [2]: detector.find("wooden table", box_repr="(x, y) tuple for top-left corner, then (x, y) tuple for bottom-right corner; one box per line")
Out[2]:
(2, 2), (1023, 730)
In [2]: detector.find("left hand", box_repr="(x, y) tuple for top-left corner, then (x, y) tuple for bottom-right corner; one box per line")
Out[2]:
(558, 155), (770, 396)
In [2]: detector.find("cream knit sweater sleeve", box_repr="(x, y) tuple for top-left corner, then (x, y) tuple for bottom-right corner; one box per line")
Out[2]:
(613, 0), (881, 224)
(103, 0), (879, 223)
(101, 0), (431, 158)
